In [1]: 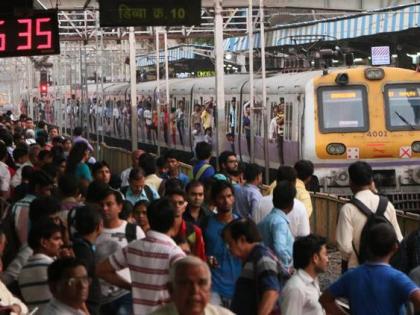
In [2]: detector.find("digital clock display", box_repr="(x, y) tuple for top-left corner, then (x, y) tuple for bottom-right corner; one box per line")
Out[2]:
(99, 0), (201, 27)
(0, 10), (60, 58)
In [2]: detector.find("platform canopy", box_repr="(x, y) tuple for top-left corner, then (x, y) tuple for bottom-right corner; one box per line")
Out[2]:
(34, 0), (417, 10)
(223, 2), (420, 53)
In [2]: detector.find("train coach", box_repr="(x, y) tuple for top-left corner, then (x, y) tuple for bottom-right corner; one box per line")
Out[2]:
(22, 66), (420, 200)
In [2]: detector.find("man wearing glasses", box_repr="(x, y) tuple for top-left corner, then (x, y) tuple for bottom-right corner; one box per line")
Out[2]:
(44, 257), (91, 315)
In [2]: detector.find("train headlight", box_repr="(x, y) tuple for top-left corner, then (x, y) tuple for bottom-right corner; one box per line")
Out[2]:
(364, 68), (384, 80)
(412, 141), (420, 153)
(326, 143), (346, 155)
(335, 73), (349, 86)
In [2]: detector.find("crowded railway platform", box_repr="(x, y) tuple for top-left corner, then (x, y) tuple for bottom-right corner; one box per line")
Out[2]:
(2, 0), (420, 314)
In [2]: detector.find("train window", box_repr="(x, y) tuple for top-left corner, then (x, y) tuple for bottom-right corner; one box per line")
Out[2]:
(384, 84), (420, 131)
(317, 86), (368, 133)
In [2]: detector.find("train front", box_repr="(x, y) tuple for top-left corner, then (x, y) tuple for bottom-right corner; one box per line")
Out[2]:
(303, 66), (420, 204)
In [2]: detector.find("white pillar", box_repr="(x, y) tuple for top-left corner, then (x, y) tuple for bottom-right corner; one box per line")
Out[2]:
(27, 57), (33, 118)
(248, 1), (255, 163)
(259, 0), (270, 183)
(155, 28), (161, 156)
(129, 27), (138, 151)
(214, 0), (226, 160)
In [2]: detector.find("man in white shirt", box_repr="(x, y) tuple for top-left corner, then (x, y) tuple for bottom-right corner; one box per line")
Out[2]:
(281, 234), (328, 315)
(44, 257), (90, 315)
(336, 161), (403, 269)
(255, 166), (310, 238)
(149, 256), (234, 315)
(120, 149), (144, 188)
(97, 198), (186, 315)
(0, 142), (10, 198)
(96, 189), (145, 315)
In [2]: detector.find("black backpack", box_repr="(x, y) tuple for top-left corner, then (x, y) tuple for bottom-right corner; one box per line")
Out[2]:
(125, 222), (137, 243)
(1, 204), (21, 269)
(121, 185), (155, 202)
(351, 196), (392, 264)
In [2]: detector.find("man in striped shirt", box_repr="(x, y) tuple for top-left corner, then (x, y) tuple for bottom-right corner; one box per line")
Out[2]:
(97, 198), (186, 315)
(18, 218), (63, 313)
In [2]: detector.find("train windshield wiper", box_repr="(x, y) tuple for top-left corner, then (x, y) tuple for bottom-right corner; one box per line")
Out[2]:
(394, 111), (415, 130)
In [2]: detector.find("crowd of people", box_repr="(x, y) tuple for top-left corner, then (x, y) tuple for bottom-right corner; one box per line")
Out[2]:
(0, 112), (418, 315)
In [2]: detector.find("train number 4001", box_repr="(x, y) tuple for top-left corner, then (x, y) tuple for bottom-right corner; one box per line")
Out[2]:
(366, 130), (388, 137)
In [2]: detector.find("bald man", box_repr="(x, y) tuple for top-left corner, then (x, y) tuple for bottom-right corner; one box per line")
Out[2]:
(120, 149), (144, 187)
(149, 256), (234, 315)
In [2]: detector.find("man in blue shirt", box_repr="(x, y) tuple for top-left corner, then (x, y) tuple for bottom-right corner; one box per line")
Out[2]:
(234, 163), (263, 218)
(121, 168), (159, 206)
(258, 180), (295, 270)
(320, 223), (420, 315)
(193, 142), (215, 183)
(203, 180), (241, 308)
(163, 150), (189, 188)
(223, 218), (286, 315)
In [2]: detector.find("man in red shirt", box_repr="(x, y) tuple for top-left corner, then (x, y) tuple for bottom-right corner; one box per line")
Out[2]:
(167, 189), (206, 260)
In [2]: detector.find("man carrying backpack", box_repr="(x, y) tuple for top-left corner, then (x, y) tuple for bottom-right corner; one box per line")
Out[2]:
(336, 161), (402, 271)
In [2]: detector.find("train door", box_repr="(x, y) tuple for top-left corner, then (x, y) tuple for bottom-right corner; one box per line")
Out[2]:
(226, 96), (238, 153)
(276, 90), (301, 165)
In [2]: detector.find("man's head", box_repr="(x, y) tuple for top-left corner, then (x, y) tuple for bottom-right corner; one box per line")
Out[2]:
(222, 218), (262, 261)
(294, 160), (314, 184)
(13, 145), (29, 165)
(58, 175), (80, 198)
(28, 218), (63, 257)
(244, 163), (263, 185)
(38, 149), (54, 165)
(128, 168), (146, 194)
(348, 161), (373, 192)
(131, 149), (144, 168)
(47, 258), (90, 307)
(28, 170), (54, 197)
(49, 127), (59, 139)
(139, 153), (157, 176)
(276, 166), (297, 185)
(73, 127), (83, 136)
(86, 181), (109, 204)
(166, 189), (188, 218)
(168, 256), (211, 315)
(147, 198), (176, 235)
(74, 205), (103, 238)
(186, 180), (205, 209)
(165, 150), (180, 174)
(367, 223), (399, 260)
(100, 189), (123, 226)
(293, 234), (328, 274)
(195, 142), (212, 161)
(25, 117), (34, 130)
(92, 161), (111, 184)
(29, 196), (61, 225)
(211, 180), (235, 213)
(133, 200), (150, 232)
(218, 151), (238, 175)
(273, 180), (296, 213)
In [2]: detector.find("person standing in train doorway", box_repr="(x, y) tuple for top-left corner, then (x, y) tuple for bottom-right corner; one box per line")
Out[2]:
(243, 105), (251, 155)
(276, 99), (285, 165)
(176, 101), (185, 146)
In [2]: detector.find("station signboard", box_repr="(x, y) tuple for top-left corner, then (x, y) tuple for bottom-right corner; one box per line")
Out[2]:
(371, 46), (390, 66)
(0, 10), (60, 58)
(99, 0), (201, 27)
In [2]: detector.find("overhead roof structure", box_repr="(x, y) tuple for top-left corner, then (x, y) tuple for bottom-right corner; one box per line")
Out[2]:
(224, 2), (420, 52)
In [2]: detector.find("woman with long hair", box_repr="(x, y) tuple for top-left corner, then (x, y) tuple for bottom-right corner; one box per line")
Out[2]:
(66, 141), (92, 188)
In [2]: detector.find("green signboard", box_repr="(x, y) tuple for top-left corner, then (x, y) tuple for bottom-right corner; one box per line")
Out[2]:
(99, 0), (201, 27)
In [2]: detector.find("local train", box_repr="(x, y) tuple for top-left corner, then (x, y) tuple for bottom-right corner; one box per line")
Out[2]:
(21, 66), (420, 197)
